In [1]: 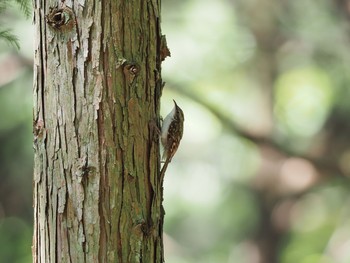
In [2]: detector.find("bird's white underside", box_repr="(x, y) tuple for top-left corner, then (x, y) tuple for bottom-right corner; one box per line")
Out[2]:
(161, 106), (176, 145)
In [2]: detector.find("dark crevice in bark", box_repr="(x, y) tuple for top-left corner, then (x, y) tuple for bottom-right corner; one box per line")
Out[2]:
(117, 158), (125, 262)
(72, 67), (80, 157)
(97, 106), (106, 262)
(39, 12), (46, 123)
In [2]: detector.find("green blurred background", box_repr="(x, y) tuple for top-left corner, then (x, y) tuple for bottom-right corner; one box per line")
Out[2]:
(2, 0), (350, 262)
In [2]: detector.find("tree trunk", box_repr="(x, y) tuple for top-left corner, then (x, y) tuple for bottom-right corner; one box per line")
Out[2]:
(33, 0), (165, 262)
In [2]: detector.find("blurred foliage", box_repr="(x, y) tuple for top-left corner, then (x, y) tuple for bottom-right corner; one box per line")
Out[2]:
(2, 0), (350, 262)
(161, 0), (350, 263)
(0, 2), (33, 263)
(0, 0), (31, 48)
(0, 217), (32, 263)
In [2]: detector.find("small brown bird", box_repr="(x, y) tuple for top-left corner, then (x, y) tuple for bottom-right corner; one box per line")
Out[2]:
(161, 100), (184, 163)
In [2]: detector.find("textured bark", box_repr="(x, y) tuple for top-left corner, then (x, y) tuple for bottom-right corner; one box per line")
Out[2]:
(33, 0), (165, 262)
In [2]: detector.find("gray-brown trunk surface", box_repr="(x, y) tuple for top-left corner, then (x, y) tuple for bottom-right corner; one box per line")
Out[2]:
(33, 1), (165, 262)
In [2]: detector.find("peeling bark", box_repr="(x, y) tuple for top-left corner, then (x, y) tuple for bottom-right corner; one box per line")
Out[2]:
(33, 0), (164, 262)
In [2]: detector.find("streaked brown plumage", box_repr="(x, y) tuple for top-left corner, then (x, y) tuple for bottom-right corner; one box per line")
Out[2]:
(161, 100), (184, 163)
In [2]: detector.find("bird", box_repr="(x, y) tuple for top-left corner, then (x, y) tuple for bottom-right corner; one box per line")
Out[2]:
(161, 100), (184, 163)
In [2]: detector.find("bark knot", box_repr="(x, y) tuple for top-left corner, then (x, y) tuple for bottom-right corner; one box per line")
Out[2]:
(46, 5), (75, 32)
